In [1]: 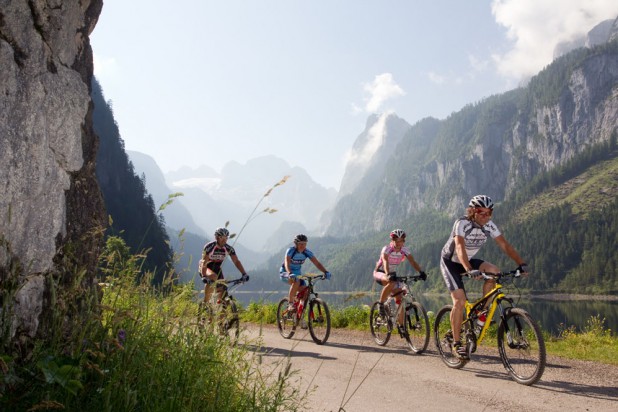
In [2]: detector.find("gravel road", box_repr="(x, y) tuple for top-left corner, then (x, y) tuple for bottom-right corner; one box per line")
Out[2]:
(242, 323), (617, 412)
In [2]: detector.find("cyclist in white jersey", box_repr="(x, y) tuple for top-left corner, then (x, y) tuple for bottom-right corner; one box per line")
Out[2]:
(440, 195), (529, 359)
(373, 229), (426, 322)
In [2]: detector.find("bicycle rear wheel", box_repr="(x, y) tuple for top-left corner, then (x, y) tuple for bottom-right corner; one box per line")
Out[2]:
(498, 308), (546, 385)
(196, 301), (213, 332)
(276, 298), (296, 339)
(308, 298), (331, 345)
(404, 302), (429, 354)
(370, 301), (391, 346)
(434, 305), (467, 369)
(221, 299), (240, 344)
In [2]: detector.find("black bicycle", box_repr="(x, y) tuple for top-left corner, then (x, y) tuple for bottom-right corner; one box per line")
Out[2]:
(276, 273), (331, 345)
(369, 275), (430, 353)
(197, 277), (247, 343)
(434, 270), (546, 385)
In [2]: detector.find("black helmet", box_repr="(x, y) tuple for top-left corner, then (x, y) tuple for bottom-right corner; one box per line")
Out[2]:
(214, 227), (230, 238)
(468, 195), (494, 210)
(390, 229), (406, 240)
(293, 233), (308, 243)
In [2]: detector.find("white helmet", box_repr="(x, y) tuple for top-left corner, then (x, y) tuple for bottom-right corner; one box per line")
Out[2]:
(469, 195), (494, 210)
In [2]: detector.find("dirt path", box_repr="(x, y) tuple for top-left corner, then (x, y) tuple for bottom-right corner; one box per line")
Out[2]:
(241, 323), (617, 412)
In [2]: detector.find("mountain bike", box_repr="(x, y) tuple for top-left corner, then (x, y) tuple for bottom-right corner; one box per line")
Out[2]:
(369, 274), (430, 353)
(433, 270), (546, 385)
(276, 273), (331, 345)
(197, 277), (247, 343)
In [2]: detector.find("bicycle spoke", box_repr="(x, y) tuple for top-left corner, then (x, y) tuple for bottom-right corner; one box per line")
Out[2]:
(405, 302), (429, 354)
(433, 305), (467, 369)
(498, 308), (546, 385)
(370, 302), (391, 346)
(308, 298), (331, 345)
(276, 298), (296, 339)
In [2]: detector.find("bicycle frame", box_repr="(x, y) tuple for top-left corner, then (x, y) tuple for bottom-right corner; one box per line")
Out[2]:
(292, 274), (324, 322)
(463, 273), (516, 343)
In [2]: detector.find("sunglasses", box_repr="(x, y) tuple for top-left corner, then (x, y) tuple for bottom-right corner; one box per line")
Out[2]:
(476, 209), (492, 217)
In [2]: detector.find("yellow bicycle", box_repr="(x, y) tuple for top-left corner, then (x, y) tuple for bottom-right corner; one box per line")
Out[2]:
(434, 270), (546, 385)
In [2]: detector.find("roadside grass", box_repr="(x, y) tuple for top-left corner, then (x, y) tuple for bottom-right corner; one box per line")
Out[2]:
(241, 303), (618, 365)
(1, 256), (303, 412)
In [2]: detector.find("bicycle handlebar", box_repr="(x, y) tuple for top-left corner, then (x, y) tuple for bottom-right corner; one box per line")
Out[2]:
(464, 269), (522, 280)
(297, 273), (326, 281)
(391, 274), (424, 282)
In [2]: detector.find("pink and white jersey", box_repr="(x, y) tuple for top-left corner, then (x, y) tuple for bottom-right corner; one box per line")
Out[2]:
(376, 244), (410, 271)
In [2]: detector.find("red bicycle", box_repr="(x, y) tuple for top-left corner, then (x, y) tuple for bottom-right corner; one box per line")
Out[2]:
(276, 273), (331, 345)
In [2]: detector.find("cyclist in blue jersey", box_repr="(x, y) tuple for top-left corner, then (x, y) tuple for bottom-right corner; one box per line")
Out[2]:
(280, 234), (331, 311)
(440, 195), (529, 359)
(199, 227), (249, 303)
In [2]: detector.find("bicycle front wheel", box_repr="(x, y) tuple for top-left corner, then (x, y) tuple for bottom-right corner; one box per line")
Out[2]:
(370, 301), (391, 346)
(404, 302), (429, 354)
(276, 298), (296, 339)
(434, 305), (467, 369)
(498, 308), (546, 385)
(308, 298), (331, 345)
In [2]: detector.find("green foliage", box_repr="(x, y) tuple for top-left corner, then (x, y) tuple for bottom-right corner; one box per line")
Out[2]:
(0, 242), (303, 411)
(92, 77), (173, 285)
(548, 315), (617, 364)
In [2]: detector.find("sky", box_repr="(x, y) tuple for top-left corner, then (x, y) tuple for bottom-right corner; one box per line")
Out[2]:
(90, 0), (618, 190)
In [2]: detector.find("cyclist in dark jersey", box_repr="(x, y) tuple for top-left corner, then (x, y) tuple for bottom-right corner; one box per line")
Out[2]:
(440, 195), (529, 359)
(199, 227), (249, 303)
(280, 234), (331, 312)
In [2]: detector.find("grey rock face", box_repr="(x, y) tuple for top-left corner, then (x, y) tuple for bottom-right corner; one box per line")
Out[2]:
(0, 0), (104, 350)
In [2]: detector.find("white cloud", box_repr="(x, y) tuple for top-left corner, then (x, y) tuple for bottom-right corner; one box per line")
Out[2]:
(491, 0), (618, 80)
(93, 54), (119, 77)
(344, 112), (389, 166)
(362, 73), (405, 113)
(427, 71), (446, 85)
(468, 54), (489, 73)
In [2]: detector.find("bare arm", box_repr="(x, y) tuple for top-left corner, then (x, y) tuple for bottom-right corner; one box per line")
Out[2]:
(309, 256), (328, 273)
(454, 235), (473, 272)
(199, 252), (210, 276)
(382, 253), (390, 275)
(406, 253), (423, 273)
(284, 254), (293, 274)
(230, 254), (247, 275)
(494, 235), (525, 266)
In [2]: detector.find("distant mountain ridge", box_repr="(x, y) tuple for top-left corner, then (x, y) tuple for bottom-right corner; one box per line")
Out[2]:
(327, 33), (618, 237)
(128, 153), (336, 254)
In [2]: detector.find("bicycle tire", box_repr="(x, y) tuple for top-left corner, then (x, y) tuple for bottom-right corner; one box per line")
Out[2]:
(370, 301), (391, 346)
(434, 305), (468, 369)
(222, 299), (240, 344)
(404, 301), (429, 354)
(497, 307), (546, 385)
(196, 301), (213, 332)
(276, 298), (296, 339)
(307, 298), (331, 345)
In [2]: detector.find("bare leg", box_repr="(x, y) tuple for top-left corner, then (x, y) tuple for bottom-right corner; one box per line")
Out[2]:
(450, 288), (467, 342)
(288, 279), (299, 304)
(479, 262), (499, 309)
(379, 280), (396, 303)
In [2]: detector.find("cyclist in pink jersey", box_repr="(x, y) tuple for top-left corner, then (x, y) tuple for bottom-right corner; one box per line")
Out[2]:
(373, 229), (427, 320)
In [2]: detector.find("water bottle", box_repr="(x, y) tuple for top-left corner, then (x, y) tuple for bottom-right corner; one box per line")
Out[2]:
(475, 309), (487, 335)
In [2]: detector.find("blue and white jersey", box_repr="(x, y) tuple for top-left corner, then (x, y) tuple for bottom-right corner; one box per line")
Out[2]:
(441, 217), (501, 263)
(280, 247), (315, 275)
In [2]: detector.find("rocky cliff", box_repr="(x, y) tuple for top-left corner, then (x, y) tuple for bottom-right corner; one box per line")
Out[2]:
(0, 1), (104, 354)
(328, 34), (618, 236)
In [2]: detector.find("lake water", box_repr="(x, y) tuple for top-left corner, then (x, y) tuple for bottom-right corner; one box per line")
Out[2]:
(232, 290), (618, 336)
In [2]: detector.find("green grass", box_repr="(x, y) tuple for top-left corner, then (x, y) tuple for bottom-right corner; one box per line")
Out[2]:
(1, 265), (304, 411)
(242, 302), (618, 365)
